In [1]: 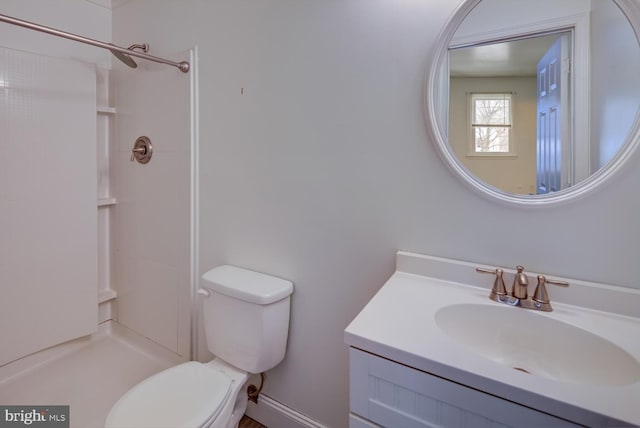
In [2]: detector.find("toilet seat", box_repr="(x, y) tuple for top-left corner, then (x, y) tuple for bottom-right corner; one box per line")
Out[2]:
(105, 361), (232, 428)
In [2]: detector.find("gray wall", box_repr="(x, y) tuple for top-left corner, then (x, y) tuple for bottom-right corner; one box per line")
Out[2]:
(113, 1), (640, 427)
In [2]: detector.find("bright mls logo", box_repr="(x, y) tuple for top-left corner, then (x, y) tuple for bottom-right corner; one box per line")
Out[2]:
(0, 406), (69, 428)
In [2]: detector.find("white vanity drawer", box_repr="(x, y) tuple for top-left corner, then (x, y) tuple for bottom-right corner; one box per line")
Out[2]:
(349, 348), (580, 428)
(350, 413), (381, 428)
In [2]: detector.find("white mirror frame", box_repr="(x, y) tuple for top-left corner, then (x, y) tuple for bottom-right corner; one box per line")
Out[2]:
(425, 0), (640, 207)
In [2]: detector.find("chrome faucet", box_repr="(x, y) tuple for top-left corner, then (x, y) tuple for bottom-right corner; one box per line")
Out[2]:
(476, 266), (569, 312)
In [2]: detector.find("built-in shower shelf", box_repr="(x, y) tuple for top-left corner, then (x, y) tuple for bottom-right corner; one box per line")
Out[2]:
(97, 198), (117, 207)
(98, 289), (117, 304)
(97, 106), (116, 115)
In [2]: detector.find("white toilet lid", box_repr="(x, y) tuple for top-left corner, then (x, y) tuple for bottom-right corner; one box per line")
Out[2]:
(105, 361), (232, 428)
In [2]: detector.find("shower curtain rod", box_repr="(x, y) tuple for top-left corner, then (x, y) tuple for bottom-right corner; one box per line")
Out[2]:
(0, 13), (190, 73)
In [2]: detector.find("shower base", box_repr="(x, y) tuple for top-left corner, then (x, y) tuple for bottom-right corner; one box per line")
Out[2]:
(0, 321), (185, 428)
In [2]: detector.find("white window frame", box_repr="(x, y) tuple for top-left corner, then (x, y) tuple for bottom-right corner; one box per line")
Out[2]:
(467, 92), (517, 157)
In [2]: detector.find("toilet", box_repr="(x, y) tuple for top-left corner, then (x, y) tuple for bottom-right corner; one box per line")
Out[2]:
(105, 265), (293, 428)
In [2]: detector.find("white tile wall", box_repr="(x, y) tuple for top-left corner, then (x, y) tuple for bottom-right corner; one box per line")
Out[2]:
(0, 46), (97, 365)
(112, 53), (192, 356)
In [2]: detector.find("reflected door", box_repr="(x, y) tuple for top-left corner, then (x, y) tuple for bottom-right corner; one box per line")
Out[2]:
(536, 35), (571, 194)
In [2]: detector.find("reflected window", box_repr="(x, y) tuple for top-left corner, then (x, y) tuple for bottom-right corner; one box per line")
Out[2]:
(470, 93), (513, 154)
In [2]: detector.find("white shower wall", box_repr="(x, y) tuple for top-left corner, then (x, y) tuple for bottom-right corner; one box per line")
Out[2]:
(0, 0), (111, 67)
(0, 0), (110, 365)
(0, 46), (97, 366)
(111, 55), (193, 357)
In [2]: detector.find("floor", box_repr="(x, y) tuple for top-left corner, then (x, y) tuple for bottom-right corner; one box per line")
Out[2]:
(239, 415), (267, 428)
(0, 321), (266, 428)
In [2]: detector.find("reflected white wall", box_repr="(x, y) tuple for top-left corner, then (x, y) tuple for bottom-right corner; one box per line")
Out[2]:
(590, 0), (640, 170)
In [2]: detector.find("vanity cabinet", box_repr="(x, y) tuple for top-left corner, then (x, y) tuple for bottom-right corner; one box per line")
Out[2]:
(345, 252), (640, 427)
(349, 348), (580, 428)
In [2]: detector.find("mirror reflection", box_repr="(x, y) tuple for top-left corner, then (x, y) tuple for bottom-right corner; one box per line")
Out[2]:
(446, 0), (640, 195)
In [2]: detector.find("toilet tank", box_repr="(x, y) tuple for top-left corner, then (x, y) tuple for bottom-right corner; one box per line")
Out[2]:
(200, 265), (293, 374)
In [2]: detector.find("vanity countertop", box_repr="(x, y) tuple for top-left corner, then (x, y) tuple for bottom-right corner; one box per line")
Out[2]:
(344, 252), (640, 427)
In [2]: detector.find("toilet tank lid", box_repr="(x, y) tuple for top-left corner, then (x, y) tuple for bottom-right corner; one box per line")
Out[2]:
(201, 265), (293, 305)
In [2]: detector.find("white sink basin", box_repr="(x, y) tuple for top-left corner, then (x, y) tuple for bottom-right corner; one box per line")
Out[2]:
(435, 303), (640, 386)
(345, 253), (640, 425)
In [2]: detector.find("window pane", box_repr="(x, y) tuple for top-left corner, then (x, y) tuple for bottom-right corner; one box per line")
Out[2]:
(470, 93), (512, 154)
(474, 126), (510, 152)
(473, 98), (511, 125)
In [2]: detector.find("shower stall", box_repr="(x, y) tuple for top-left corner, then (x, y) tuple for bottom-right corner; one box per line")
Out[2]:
(0, 3), (197, 423)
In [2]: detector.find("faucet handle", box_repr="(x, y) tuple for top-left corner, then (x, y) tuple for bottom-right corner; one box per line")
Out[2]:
(532, 275), (569, 311)
(476, 267), (507, 299)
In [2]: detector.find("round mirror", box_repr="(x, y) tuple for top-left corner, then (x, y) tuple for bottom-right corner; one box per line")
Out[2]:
(425, 0), (640, 206)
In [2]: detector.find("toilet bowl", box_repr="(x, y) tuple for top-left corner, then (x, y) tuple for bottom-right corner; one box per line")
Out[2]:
(105, 359), (248, 428)
(105, 265), (293, 428)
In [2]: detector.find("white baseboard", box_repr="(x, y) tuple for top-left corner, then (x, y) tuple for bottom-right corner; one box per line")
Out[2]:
(245, 394), (327, 428)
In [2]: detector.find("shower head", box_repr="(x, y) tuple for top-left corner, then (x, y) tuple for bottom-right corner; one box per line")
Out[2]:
(111, 48), (137, 68)
(109, 43), (149, 69)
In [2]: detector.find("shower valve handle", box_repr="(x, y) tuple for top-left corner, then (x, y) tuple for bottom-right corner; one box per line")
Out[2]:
(130, 147), (146, 162)
(129, 136), (153, 164)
